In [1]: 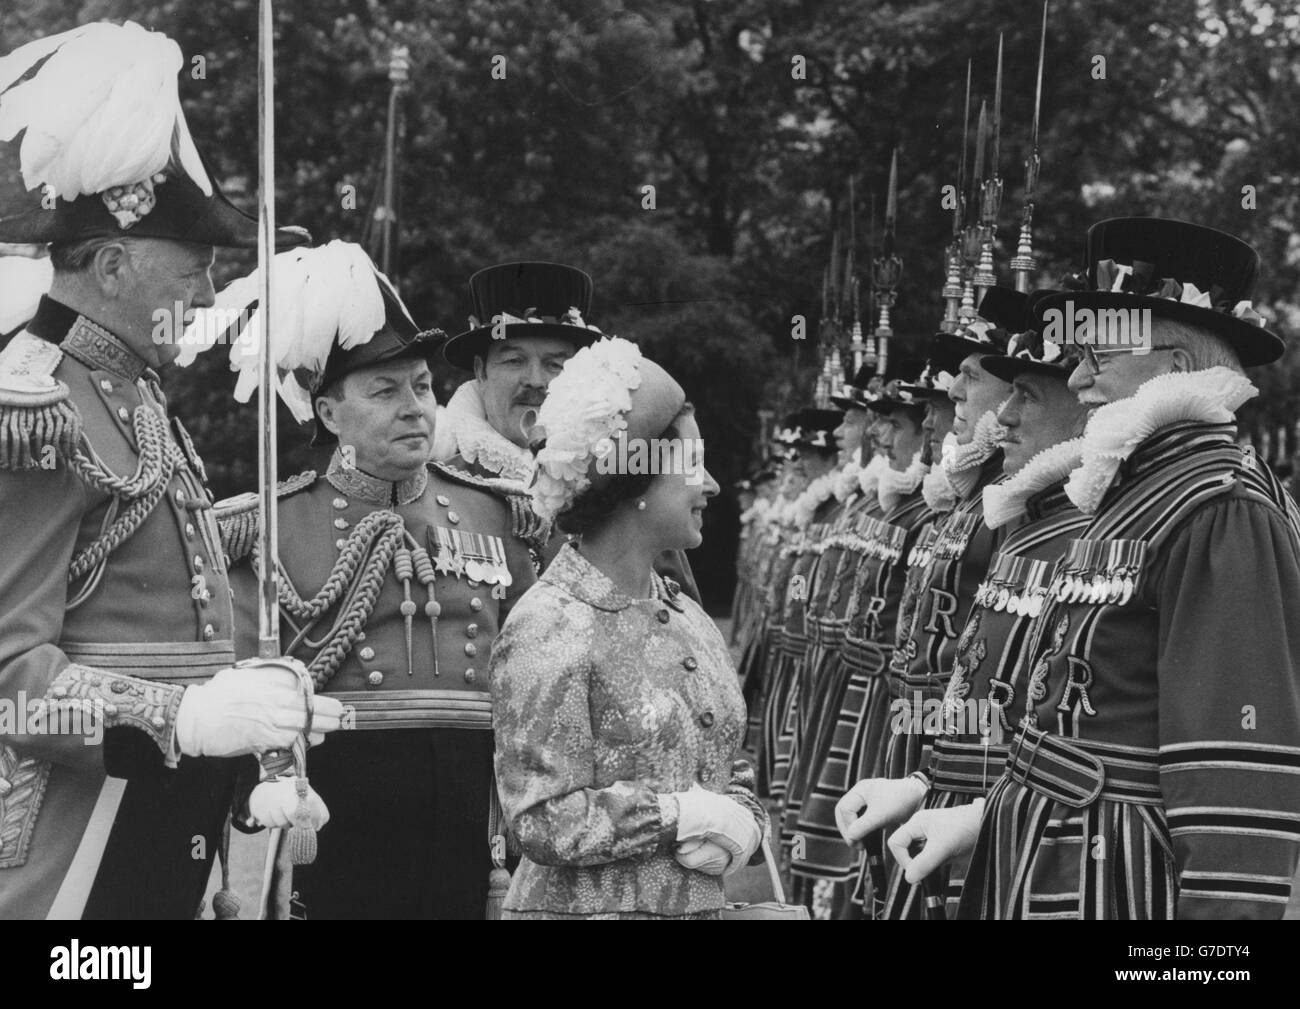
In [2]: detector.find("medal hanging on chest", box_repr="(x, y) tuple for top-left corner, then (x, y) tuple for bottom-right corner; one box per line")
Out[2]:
(431, 526), (512, 600)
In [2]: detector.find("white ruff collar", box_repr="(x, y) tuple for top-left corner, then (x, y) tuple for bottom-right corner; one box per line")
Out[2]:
(922, 411), (1003, 512)
(833, 459), (864, 502)
(792, 469), (839, 527)
(857, 453), (890, 500)
(1065, 366), (1256, 514)
(878, 451), (927, 512)
(983, 438), (1084, 529)
(431, 381), (537, 485)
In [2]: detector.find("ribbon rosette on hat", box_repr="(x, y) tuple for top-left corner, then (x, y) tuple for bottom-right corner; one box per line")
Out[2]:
(1089, 257), (1267, 329)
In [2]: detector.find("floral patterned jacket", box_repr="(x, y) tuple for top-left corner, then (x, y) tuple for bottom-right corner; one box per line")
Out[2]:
(491, 543), (767, 917)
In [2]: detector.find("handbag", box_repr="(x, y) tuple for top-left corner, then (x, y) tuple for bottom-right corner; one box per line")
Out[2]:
(722, 838), (811, 920)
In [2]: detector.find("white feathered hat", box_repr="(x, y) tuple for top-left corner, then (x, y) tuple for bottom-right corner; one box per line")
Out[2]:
(0, 21), (307, 249)
(181, 240), (443, 441)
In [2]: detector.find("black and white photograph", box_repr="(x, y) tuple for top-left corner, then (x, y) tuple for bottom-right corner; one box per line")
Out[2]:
(0, 0), (1296, 974)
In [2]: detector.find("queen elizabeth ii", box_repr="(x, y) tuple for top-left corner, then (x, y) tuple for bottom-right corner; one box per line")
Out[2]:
(489, 337), (768, 919)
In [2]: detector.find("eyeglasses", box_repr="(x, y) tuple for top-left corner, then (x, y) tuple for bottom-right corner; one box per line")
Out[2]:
(1080, 343), (1177, 375)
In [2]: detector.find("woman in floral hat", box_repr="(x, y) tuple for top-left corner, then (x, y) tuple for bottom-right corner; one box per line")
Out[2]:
(489, 336), (769, 918)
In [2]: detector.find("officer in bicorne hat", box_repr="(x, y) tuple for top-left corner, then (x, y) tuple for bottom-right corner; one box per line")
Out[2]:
(211, 241), (537, 919)
(0, 21), (340, 921)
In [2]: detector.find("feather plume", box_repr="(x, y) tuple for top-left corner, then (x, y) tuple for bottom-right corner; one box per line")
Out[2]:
(0, 252), (52, 334)
(0, 21), (209, 199)
(181, 241), (392, 423)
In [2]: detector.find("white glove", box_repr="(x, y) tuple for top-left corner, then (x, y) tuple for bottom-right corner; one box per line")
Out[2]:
(673, 787), (762, 868)
(674, 837), (733, 876)
(248, 777), (331, 830)
(835, 775), (928, 844)
(886, 798), (986, 884)
(174, 660), (344, 758)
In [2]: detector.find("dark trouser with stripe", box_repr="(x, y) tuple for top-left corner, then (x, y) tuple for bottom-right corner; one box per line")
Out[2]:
(83, 756), (238, 920)
(289, 727), (492, 920)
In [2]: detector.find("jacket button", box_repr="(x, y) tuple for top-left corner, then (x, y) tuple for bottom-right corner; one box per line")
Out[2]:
(117, 406), (130, 422)
(367, 670), (384, 687)
(447, 510), (460, 524)
(469, 597), (483, 612)
(334, 517), (349, 530)
(335, 538), (346, 550)
(682, 656), (698, 671)
(185, 523), (196, 539)
(436, 495), (450, 506)
(175, 489), (186, 507)
(193, 555), (204, 572)
(657, 610), (670, 624)
(464, 643), (478, 657)
(99, 380), (113, 393)
(332, 497), (348, 510)
(202, 624), (215, 640)
(466, 623), (479, 638)
(698, 712), (715, 729)
(464, 667), (476, 684)
(359, 647), (375, 661)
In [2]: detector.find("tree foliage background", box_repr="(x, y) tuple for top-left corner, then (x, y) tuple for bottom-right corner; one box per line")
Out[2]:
(3, 0), (1299, 610)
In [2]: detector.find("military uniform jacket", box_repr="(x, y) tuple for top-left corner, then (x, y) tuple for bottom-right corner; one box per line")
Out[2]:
(221, 451), (536, 721)
(961, 419), (1300, 920)
(0, 299), (234, 920)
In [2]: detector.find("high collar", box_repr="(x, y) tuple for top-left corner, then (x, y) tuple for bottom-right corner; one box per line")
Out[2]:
(433, 380), (536, 485)
(325, 449), (428, 506)
(30, 296), (148, 382)
(1065, 366), (1255, 514)
(543, 540), (683, 613)
(982, 437), (1084, 529)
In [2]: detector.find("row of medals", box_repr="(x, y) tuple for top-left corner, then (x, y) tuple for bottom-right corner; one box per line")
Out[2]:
(976, 567), (1137, 617)
(975, 580), (1048, 619)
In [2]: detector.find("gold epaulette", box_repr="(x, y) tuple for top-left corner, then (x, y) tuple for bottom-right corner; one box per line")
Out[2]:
(0, 331), (82, 470)
(429, 461), (552, 549)
(213, 470), (318, 562)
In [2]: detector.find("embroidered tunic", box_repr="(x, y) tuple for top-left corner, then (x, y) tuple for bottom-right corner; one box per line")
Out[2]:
(491, 544), (766, 918)
(0, 298), (236, 920)
(883, 481), (1087, 919)
(960, 422), (1300, 919)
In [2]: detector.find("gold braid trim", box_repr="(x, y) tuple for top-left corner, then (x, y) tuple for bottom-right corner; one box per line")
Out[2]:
(429, 461), (551, 549)
(0, 393), (82, 470)
(46, 663), (187, 766)
(213, 470), (318, 563)
(259, 509), (406, 690)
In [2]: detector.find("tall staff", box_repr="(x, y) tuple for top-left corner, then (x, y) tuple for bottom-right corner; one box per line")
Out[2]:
(255, 0), (319, 920)
(1011, 2), (1049, 293)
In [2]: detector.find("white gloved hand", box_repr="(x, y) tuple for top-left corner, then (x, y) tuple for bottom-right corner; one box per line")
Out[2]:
(673, 787), (762, 867)
(674, 837), (733, 876)
(835, 775), (929, 844)
(886, 798), (986, 884)
(248, 777), (331, 830)
(174, 660), (344, 758)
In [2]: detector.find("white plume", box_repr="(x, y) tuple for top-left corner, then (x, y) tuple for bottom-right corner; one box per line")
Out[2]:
(180, 241), (391, 423)
(0, 21), (209, 199)
(0, 251), (52, 334)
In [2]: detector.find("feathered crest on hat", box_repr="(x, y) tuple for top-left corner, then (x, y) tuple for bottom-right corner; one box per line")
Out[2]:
(179, 240), (413, 423)
(0, 21), (210, 213)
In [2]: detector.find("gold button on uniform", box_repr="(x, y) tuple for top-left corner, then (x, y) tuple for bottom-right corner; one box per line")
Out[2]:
(436, 495), (450, 507)
(203, 623), (215, 640)
(466, 623), (479, 638)
(334, 517), (349, 530)
(99, 380), (113, 393)
(464, 668), (476, 684)
(333, 497), (348, 509)
(185, 523), (196, 538)
(193, 555), (204, 572)
(447, 511), (460, 524)
(335, 538), (346, 550)
(175, 489), (186, 507)
(116, 406), (130, 422)
(359, 647), (376, 661)
(469, 597), (483, 612)
(368, 670), (384, 687)
(464, 643), (477, 657)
